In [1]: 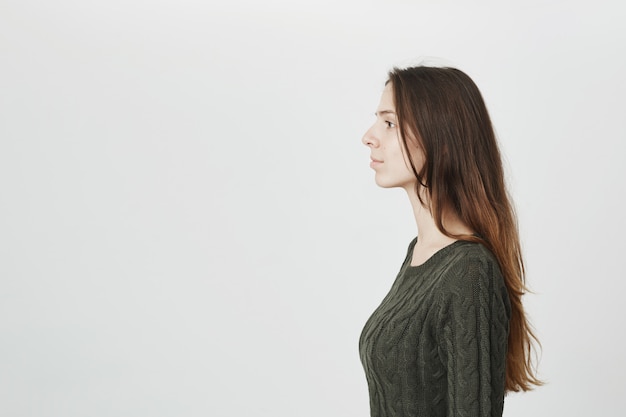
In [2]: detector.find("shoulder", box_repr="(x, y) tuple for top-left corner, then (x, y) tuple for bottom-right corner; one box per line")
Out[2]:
(436, 241), (505, 295)
(434, 241), (511, 323)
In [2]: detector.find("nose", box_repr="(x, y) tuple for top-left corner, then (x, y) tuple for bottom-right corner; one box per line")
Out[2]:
(362, 125), (379, 148)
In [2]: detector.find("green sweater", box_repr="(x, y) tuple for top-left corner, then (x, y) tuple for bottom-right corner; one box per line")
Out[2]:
(359, 238), (511, 417)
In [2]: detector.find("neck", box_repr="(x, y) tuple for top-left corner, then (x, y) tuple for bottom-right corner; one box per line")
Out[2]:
(405, 188), (450, 247)
(405, 186), (473, 248)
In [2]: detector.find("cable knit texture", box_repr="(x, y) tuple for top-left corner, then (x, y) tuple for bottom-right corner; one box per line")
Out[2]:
(359, 238), (511, 417)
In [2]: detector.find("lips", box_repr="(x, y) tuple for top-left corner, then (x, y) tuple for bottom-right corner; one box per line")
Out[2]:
(370, 157), (383, 169)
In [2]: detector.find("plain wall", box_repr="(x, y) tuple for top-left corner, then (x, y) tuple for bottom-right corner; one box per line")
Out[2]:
(1, 0), (625, 416)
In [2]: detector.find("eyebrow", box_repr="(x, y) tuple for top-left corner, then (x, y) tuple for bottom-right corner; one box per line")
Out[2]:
(375, 110), (396, 116)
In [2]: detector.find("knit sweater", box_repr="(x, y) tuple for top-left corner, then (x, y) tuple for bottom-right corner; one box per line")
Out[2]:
(359, 238), (511, 417)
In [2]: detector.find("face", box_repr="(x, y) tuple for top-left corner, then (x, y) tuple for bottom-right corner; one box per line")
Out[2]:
(362, 83), (421, 190)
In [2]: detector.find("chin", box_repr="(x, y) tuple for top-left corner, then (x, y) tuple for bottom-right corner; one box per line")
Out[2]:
(375, 175), (414, 189)
(375, 179), (402, 189)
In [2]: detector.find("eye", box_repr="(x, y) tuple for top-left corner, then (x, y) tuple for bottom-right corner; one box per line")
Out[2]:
(385, 121), (396, 129)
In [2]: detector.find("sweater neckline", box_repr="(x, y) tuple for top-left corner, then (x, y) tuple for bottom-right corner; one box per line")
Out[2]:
(405, 237), (470, 271)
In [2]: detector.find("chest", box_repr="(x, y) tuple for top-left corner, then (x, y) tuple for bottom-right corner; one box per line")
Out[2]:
(359, 271), (442, 361)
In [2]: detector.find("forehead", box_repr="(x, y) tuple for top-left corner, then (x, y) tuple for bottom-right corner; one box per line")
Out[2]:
(377, 83), (395, 111)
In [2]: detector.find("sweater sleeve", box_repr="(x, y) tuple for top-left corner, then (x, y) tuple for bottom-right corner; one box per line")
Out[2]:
(436, 254), (510, 417)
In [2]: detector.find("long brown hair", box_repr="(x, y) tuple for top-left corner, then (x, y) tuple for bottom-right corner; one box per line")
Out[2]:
(388, 66), (541, 392)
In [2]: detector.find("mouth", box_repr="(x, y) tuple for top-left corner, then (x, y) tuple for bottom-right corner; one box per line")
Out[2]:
(370, 158), (383, 169)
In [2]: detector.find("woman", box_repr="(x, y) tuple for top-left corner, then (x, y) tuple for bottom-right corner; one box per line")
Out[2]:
(359, 65), (541, 417)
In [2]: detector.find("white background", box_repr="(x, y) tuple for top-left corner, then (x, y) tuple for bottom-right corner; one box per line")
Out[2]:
(1, 1), (625, 416)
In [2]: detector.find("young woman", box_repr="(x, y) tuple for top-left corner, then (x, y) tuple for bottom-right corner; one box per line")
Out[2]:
(359, 66), (541, 417)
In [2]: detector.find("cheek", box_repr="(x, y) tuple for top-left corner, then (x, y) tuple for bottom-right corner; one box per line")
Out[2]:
(402, 143), (424, 172)
(394, 144), (411, 168)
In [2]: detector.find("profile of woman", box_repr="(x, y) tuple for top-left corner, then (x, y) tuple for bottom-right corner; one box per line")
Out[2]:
(359, 65), (541, 417)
